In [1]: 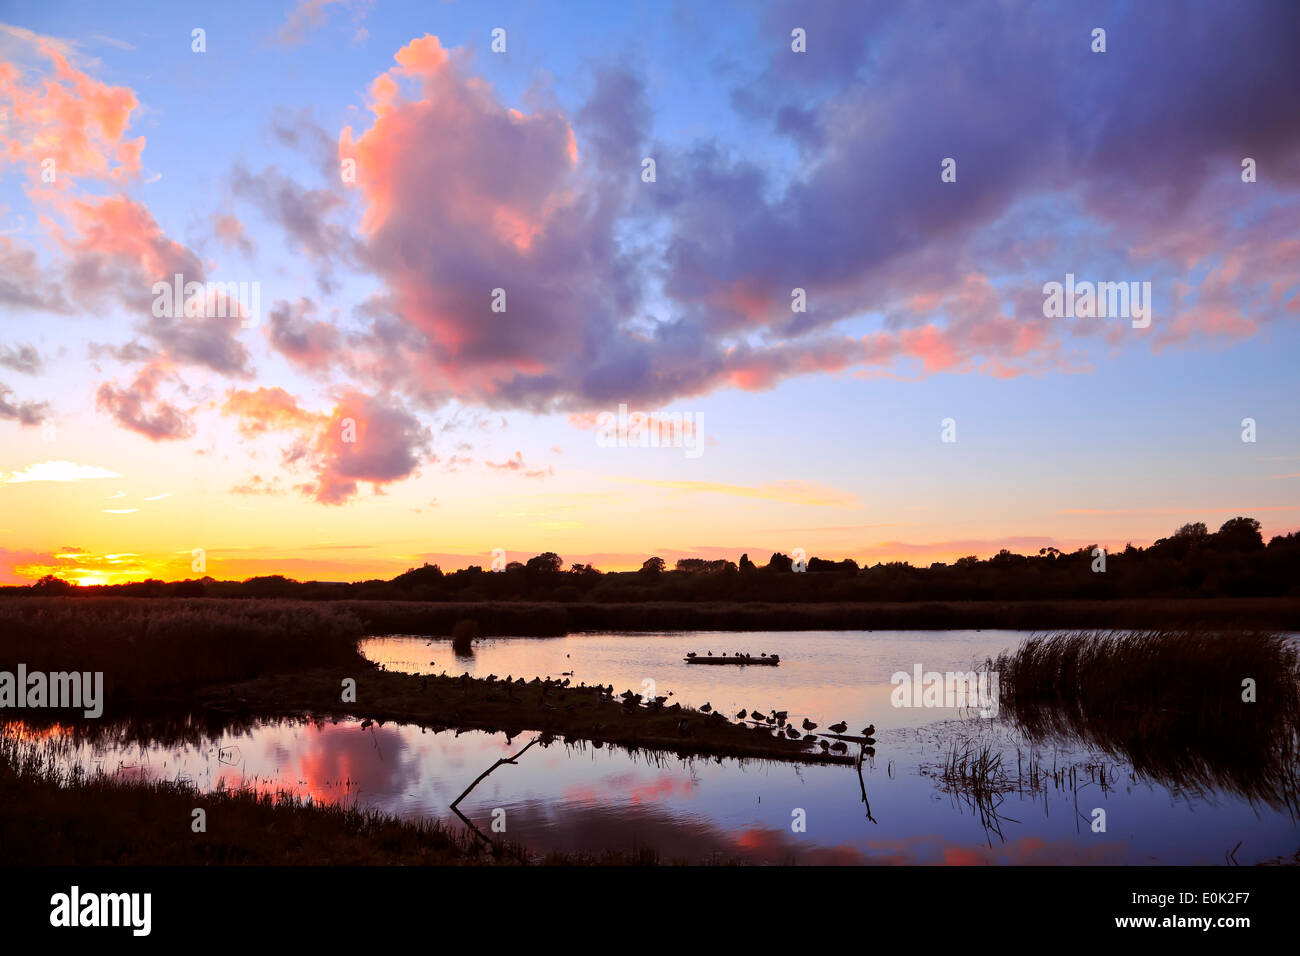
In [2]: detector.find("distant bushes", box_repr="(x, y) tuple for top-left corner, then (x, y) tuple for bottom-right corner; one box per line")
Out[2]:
(4, 518), (1299, 606)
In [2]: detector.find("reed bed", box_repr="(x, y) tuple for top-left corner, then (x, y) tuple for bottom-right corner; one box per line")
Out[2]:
(0, 598), (366, 704)
(991, 629), (1300, 811)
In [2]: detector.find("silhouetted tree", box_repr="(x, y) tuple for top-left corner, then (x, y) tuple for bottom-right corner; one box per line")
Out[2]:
(766, 552), (793, 572)
(1215, 517), (1264, 552)
(640, 556), (666, 578)
(30, 574), (76, 594)
(525, 552), (563, 574)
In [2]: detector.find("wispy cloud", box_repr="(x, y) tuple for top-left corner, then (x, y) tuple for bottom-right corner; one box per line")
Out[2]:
(2, 461), (120, 484)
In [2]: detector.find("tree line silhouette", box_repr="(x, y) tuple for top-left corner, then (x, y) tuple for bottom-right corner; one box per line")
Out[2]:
(11, 517), (1299, 604)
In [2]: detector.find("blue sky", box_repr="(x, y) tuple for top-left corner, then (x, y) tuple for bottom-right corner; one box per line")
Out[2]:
(1, 0), (1297, 583)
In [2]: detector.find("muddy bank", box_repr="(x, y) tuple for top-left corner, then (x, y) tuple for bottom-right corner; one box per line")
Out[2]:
(197, 667), (854, 766)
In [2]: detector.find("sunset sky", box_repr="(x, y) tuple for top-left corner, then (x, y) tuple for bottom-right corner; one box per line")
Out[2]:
(1, 0), (1297, 585)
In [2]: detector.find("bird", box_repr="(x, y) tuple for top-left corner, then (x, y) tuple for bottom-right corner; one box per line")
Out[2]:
(700, 702), (712, 713)
(785, 726), (800, 739)
(773, 710), (788, 720)
(818, 740), (830, 752)
(829, 721), (848, 734)
(860, 724), (875, 737)
(802, 718), (817, 731)
(687, 651), (697, 658)
(736, 709), (748, 719)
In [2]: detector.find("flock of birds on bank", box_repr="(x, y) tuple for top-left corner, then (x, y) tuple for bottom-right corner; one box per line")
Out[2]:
(412, 641), (874, 757)
(712, 708), (878, 753)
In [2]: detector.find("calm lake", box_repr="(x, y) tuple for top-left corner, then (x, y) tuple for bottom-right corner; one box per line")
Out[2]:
(11, 630), (1300, 864)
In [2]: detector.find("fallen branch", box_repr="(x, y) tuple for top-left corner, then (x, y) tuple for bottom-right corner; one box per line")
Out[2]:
(449, 736), (541, 861)
(450, 736), (540, 811)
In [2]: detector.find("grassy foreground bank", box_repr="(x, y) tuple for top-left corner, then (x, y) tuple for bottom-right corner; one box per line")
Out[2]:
(0, 735), (699, 865)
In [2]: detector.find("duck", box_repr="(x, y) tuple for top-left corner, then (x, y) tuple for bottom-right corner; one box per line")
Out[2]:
(700, 702), (713, 713)
(736, 709), (748, 719)
(829, 721), (848, 734)
(785, 726), (800, 739)
(860, 724), (875, 737)
(801, 718), (817, 731)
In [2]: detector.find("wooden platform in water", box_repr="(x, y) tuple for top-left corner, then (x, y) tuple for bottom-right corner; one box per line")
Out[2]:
(817, 732), (877, 745)
(685, 655), (779, 666)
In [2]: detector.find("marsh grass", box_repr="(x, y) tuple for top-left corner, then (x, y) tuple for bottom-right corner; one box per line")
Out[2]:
(991, 629), (1300, 812)
(451, 618), (479, 655)
(0, 598), (365, 704)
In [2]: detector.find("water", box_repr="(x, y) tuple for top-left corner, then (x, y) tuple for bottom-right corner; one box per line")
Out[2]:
(9, 630), (1300, 864)
(360, 629), (1014, 732)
